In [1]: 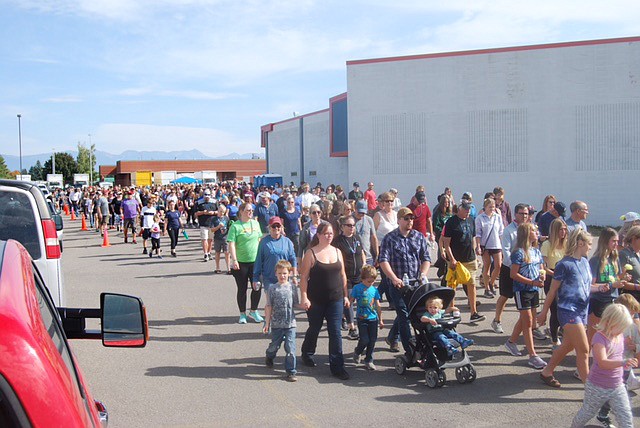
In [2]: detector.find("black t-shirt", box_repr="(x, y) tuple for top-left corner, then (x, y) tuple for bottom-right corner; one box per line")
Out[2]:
(197, 201), (218, 228)
(443, 215), (476, 263)
(348, 190), (363, 201)
(332, 234), (364, 285)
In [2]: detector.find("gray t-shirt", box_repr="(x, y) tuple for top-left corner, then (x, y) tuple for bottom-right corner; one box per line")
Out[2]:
(565, 217), (587, 234)
(97, 196), (109, 216)
(355, 214), (376, 259)
(266, 282), (298, 329)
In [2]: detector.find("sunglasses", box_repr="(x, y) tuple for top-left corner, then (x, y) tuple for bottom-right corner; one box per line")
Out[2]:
(403, 216), (415, 221)
(270, 224), (282, 229)
(383, 200), (393, 203)
(311, 211), (321, 214)
(342, 224), (355, 228)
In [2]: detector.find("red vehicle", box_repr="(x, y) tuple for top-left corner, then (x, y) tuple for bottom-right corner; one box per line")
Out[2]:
(0, 239), (148, 427)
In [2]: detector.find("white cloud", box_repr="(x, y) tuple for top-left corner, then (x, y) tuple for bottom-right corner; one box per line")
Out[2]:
(117, 87), (243, 100)
(92, 123), (259, 156)
(42, 95), (83, 103)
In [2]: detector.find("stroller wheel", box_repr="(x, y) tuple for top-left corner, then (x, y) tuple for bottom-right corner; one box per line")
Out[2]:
(394, 356), (408, 375)
(466, 364), (477, 383)
(455, 366), (469, 384)
(437, 370), (446, 387)
(425, 368), (439, 388)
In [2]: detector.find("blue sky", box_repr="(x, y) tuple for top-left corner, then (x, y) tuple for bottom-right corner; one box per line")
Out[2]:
(1, 0), (638, 158)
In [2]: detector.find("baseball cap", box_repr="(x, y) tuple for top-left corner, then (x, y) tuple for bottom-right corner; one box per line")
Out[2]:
(415, 191), (426, 203)
(397, 207), (415, 219)
(268, 216), (283, 226)
(356, 200), (367, 213)
(353, 182), (360, 187)
(204, 189), (211, 195)
(621, 212), (640, 223)
(459, 200), (472, 211)
(554, 201), (566, 217)
(462, 192), (473, 201)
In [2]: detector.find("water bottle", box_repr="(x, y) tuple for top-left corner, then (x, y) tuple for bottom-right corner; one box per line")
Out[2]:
(402, 273), (410, 288)
(252, 281), (262, 292)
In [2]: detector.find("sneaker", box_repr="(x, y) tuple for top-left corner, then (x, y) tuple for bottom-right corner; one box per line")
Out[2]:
(333, 370), (350, 380)
(265, 356), (274, 368)
(461, 338), (474, 349)
(483, 290), (494, 299)
(204, 254), (208, 262)
(353, 352), (362, 364)
(148, 252), (153, 258)
(302, 356), (317, 367)
(132, 239), (138, 244)
(171, 252), (177, 258)
(470, 312), (486, 323)
(365, 362), (377, 371)
(528, 355), (547, 369)
(238, 314), (247, 324)
(505, 340), (522, 356)
(341, 320), (349, 331)
(247, 311), (264, 323)
(142, 248), (148, 254)
(573, 369), (581, 380)
(285, 373), (298, 382)
(385, 337), (400, 353)
(347, 329), (359, 340)
(533, 327), (548, 341)
(596, 414), (615, 428)
(208, 253), (213, 261)
(157, 255), (163, 260)
(491, 320), (504, 334)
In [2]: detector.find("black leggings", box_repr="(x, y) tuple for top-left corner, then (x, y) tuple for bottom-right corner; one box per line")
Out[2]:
(167, 228), (179, 250)
(543, 276), (560, 342)
(231, 262), (260, 312)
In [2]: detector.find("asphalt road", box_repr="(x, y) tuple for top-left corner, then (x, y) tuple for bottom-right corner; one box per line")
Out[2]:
(63, 219), (638, 427)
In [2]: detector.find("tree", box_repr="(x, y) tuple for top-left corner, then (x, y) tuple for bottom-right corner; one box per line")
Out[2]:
(43, 153), (78, 184)
(28, 160), (44, 181)
(76, 142), (97, 183)
(0, 155), (11, 179)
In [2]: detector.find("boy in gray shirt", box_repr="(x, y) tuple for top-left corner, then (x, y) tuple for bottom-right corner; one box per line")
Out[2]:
(263, 260), (299, 381)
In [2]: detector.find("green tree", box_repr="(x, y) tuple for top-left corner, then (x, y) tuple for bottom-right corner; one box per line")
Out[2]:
(28, 160), (44, 181)
(76, 142), (97, 183)
(43, 152), (77, 184)
(0, 155), (11, 179)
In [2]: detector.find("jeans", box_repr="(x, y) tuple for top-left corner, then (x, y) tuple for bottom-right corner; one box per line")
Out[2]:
(387, 284), (413, 356)
(355, 319), (378, 363)
(431, 328), (465, 351)
(301, 299), (345, 374)
(266, 327), (297, 375)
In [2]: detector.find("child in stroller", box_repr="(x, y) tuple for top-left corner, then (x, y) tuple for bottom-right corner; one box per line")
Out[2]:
(394, 281), (477, 388)
(421, 296), (474, 357)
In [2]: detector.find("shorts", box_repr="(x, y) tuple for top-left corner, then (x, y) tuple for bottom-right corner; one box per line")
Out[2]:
(557, 308), (588, 326)
(199, 227), (215, 241)
(141, 228), (151, 240)
(499, 264), (514, 298)
(460, 260), (478, 287)
(514, 290), (539, 310)
(588, 298), (614, 318)
(99, 214), (110, 226)
(480, 247), (502, 255)
(214, 239), (228, 253)
(123, 218), (137, 231)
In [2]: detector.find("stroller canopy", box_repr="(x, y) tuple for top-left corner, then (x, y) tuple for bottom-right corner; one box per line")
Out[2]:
(407, 283), (456, 315)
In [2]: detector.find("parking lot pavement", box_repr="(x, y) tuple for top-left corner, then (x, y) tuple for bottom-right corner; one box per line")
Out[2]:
(64, 221), (639, 427)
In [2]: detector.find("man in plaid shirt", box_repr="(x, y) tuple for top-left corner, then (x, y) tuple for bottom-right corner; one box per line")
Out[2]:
(379, 207), (431, 356)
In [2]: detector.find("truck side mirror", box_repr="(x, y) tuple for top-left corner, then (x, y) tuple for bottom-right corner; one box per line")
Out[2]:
(101, 293), (148, 348)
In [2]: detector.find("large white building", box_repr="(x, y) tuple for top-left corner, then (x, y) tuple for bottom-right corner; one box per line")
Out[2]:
(262, 36), (640, 225)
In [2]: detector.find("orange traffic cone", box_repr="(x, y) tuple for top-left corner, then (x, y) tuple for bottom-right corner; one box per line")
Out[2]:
(63, 204), (70, 215)
(70, 209), (77, 221)
(81, 214), (88, 231)
(101, 229), (111, 247)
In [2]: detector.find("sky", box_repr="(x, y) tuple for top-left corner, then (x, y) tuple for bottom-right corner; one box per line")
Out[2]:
(1, 0), (639, 158)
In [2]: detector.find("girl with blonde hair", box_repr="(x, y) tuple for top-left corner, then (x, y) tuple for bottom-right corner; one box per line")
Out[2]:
(571, 304), (636, 428)
(540, 218), (568, 348)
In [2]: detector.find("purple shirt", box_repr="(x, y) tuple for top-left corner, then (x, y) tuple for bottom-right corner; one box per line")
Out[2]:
(122, 199), (139, 219)
(589, 331), (624, 389)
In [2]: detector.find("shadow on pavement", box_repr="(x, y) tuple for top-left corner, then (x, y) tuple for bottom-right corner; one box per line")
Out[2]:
(150, 316), (240, 327)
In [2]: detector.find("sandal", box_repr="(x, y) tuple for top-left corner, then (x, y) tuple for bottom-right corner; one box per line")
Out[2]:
(540, 373), (561, 388)
(214, 270), (222, 274)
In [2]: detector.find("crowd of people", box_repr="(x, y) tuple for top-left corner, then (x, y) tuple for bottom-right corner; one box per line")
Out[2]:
(51, 179), (640, 427)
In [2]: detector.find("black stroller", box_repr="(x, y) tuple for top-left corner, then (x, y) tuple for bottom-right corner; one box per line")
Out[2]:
(394, 281), (477, 388)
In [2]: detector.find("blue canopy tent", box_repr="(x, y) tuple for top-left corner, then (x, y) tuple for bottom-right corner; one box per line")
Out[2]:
(170, 176), (202, 184)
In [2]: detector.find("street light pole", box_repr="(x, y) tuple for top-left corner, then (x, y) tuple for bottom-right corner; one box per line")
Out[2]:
(88, 133), (92, 185)
(52, 148), (56, 175)
(17, 114), (22, 176)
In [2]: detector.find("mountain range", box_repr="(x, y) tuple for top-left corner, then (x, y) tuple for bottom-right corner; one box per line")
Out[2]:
(1, 149), (264, 172)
